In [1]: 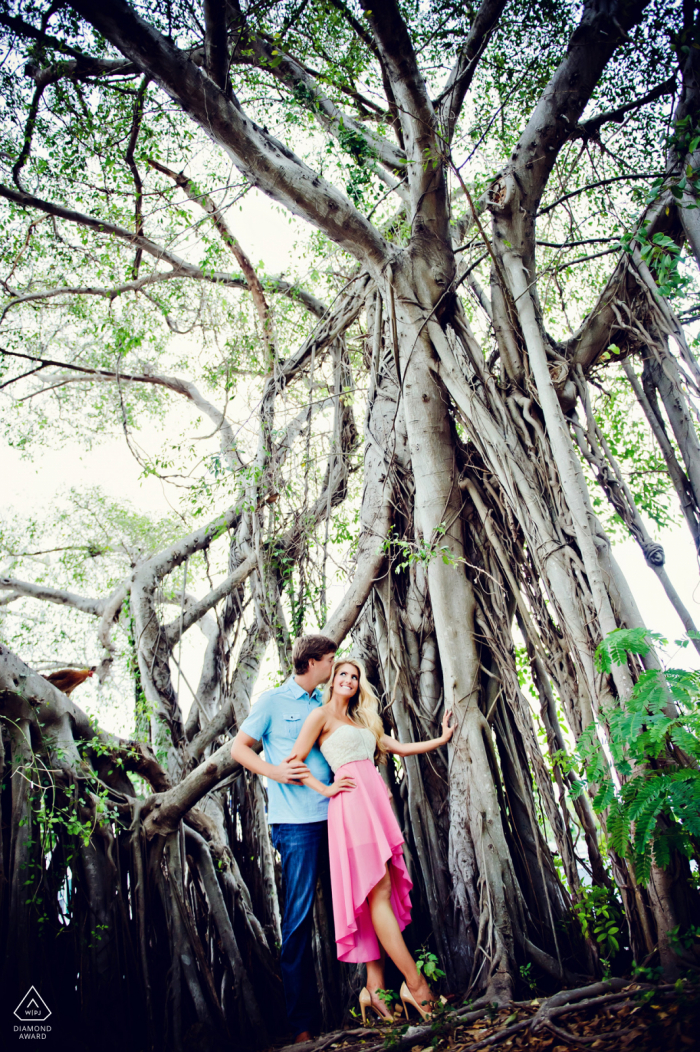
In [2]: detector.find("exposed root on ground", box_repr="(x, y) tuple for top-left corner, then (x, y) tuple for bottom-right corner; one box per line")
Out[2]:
(277, 977), (700, 1052)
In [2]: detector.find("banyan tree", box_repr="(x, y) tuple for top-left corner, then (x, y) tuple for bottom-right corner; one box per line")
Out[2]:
(1, 0), (700, 1047)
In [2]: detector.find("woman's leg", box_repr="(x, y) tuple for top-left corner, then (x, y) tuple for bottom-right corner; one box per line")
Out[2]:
(367, 867), (433, 1005)
(365, 951), (393, 1019)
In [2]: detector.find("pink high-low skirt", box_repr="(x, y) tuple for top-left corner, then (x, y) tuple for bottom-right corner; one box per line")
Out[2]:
(327, 758), (412, 963)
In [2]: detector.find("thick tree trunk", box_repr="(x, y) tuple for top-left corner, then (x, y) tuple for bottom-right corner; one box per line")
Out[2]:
(383, 254), (577, 997)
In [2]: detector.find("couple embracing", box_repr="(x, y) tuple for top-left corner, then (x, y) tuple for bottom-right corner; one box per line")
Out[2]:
(232, 635), (454, 1042)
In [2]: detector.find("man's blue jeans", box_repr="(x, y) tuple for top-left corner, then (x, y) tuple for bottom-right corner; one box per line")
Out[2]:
(270, 820), (327, 1037)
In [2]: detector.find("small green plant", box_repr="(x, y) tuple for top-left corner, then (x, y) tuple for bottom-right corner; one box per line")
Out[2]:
(416, 948), (446, 982)
(486, 1001), (500, 1022)
(631, 961), (663, 982)
(572, 885), (624, 963)
(428, 998), (455, 1045)
(382, 1022), (408, 1050)
(669, 923), (700, 953)
(375, 988), (399, 1011)
(382, 523), (466, 574)
(519, 962), (537, 994)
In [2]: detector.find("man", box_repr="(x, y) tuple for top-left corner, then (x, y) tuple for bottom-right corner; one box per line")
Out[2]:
(231, 634), (338, 1043)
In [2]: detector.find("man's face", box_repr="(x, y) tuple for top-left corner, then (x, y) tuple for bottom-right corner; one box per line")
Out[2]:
(308, 650), (336, 686)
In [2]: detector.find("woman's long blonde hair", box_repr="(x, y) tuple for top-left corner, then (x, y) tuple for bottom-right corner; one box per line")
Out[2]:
(323, 657), (387, 760)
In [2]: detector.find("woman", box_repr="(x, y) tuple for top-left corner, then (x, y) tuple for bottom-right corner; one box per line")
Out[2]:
(288, 657), (454, 1023)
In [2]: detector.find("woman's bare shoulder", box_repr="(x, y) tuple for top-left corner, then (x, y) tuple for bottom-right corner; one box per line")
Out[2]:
(304, 705), (328, 730)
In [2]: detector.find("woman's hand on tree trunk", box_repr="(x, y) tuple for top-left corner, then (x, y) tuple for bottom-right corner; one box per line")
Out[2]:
(440, 710), (455, 744)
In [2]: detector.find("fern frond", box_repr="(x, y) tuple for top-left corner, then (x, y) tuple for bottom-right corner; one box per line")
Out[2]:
(627, 776), (666, 823)
(607, 802), (630, 856)
(595, 628), (659, 673)
(593, 779), (617, 813)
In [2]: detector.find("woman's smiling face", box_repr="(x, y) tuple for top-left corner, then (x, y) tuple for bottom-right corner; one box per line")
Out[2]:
(333, 662), (359, 700)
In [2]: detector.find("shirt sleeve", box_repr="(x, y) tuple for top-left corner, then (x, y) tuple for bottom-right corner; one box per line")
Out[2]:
(239, 693), (272, 743)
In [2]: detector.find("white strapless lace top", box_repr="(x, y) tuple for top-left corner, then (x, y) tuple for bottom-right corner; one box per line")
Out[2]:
(320, 725), (376, 772)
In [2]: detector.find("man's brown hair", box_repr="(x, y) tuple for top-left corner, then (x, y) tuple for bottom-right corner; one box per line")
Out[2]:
(292, 634), (338, 674)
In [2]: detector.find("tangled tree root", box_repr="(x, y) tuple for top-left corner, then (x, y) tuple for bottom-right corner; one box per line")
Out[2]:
(278, 977), (700, 1052)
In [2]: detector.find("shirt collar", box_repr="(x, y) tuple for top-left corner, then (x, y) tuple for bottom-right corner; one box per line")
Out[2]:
(286, 675), (320, 702)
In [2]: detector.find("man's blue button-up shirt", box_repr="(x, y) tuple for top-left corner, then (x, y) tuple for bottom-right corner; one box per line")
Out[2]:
(239, 676), (331, 824)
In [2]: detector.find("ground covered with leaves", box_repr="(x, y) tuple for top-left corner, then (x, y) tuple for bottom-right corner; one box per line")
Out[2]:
(278, 978), (700, 1052)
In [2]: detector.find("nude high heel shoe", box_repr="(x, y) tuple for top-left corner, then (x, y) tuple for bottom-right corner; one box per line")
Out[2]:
(400, 982), (447, 1022)
(359, 987), (391, 1024)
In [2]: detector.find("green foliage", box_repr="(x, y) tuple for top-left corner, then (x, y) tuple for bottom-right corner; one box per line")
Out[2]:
(669, 923), (700, 954)
(570, 629), (700, 886)
(383, 523), (466, 574)
(631, 961), (663, 982)
(334, 123), (378, 208)
(375, 988), (399, 1010)
(415, 947), (446, 982)
(518, 962), (537, 994)
(647, 114), (700, 218)
(620, 226), (690, 301)
(572, 885), (625, 963)
(594, 626), (661, 673)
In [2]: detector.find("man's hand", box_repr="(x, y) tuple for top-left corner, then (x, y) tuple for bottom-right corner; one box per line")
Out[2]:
(274, 757), (310, 784)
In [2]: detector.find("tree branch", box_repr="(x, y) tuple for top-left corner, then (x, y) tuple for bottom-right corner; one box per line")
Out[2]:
(142, 736), (239, 837)
(164, 552), (257, 646)
(12, 357), (245, 472)
(24, 55), (140, 80)
(0, 183), (327, 318)
(148, 158), (277, 365)
(565, 188), (679, 369)
(538, 171), (666, 216)
(203, 0), (229, 92)
(0, 270), (219, 323)
(124, 75), (149, 278)
(503, 0), (652, 223)
(575, 75), (677, 140)
(13, 76), (55, 190)
(0, 576), (106, 616)
(360, 0), (448, 239)
(67, 0), (390, 268)
(325, 0), (404, 146)
(436, 0), (509, 144)
(0, 11), (113, 62)
(233, 23), (406, 173)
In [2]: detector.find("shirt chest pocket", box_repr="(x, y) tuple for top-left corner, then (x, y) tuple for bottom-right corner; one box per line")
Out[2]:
(283, 714), (302, 740)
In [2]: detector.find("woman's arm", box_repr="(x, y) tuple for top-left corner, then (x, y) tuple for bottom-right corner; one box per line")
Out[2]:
(301, 771), (357, 797)
(381, 710), (454, 757)
(286, 707), (327, 761)
(288, 709), (356, 797)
